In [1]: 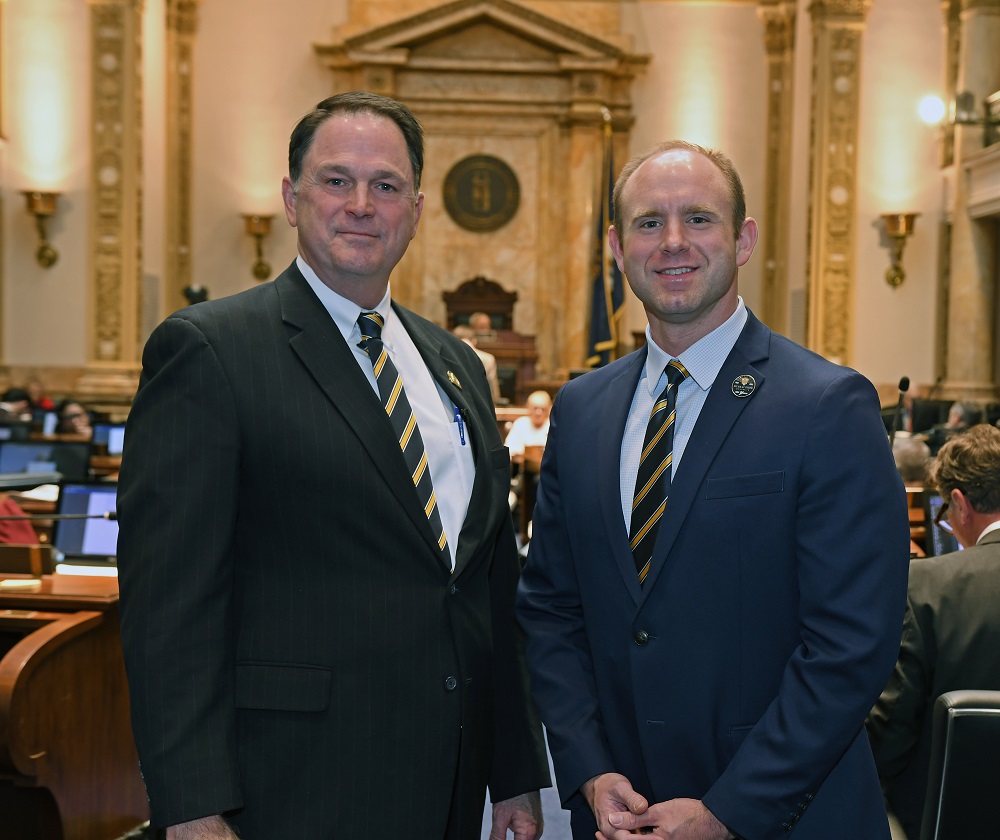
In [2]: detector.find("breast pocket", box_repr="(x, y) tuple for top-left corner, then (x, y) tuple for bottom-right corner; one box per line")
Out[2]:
(705, 471), (784, 500)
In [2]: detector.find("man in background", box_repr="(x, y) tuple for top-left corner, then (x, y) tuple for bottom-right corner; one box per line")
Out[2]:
(868, 424), (1000, 839)
(517, 140), (908, 839)
(118, 91), (548, 840)
(454, 323), (501, 403)
(505, 390), (552, 464)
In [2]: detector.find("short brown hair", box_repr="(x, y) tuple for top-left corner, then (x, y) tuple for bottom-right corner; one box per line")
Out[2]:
(927, 424), (1000, 514)
(288, 92), (424, 190)
(612, 140), (746, 241)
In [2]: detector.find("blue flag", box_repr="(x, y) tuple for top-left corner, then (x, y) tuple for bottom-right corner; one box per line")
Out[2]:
(586, 121), (625, 367)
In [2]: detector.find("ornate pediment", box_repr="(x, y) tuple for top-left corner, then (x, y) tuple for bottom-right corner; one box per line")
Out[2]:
(316, 0), (634, 76)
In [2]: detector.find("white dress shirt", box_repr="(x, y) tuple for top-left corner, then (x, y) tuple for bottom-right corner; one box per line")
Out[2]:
(298, 257), (475, 569)
(619, 298), (749, 531)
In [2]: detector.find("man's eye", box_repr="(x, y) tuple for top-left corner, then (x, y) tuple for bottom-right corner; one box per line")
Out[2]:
(327, 178), (345, 187)
(689, 216), (709, 224)
(376, 183), (397, 193)
(638, 219), (660, 229)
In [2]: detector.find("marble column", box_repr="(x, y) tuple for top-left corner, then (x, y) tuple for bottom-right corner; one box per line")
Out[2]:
(805, 0), (870, 367)
(78, 0), (145, 406)
(940, 0), (1000, 401)
(756, 0), (797, 337)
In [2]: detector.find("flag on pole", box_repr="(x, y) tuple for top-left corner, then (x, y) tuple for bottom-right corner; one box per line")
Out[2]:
(586, 113), (625, 368)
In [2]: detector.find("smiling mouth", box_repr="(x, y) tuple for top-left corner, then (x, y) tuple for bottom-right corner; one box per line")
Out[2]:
(659, 267), (696, 276)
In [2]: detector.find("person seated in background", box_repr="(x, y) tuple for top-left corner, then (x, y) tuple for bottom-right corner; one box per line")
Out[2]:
(504, 390), (551, 465)
(0, 493), (40, 544)
(56, 399), (93, 437)
(867, 423), (1000, 840)
(469, 310), (493, 336)
(892, 434), (931, 484)
(921, 400), (982, 455)
(25, 376), (55, 411)
(0, 388), (32, 423)
(453, 325), (501, 404)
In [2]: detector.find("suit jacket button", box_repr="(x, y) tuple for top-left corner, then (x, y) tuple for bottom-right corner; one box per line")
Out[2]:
(444, 676), (458, 691)
(449, 584), (458, 595)
(633, 630), (649, 646)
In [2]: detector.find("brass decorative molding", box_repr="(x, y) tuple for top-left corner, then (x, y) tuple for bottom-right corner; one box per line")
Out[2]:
(805, 0), (870, 365)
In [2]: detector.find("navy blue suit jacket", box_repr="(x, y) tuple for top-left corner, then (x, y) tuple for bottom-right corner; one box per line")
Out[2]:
(516, 311), (909, 839)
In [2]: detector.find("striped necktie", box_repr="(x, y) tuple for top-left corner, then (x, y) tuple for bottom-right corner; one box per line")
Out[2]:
(629, 359), (690, 584)
(357, 311), (450, 564)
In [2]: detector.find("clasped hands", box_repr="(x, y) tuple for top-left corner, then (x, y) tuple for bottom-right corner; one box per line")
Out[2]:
(582, 773), (734, 840)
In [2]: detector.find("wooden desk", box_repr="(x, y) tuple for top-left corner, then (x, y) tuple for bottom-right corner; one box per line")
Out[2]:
(0, 573), (148, 840)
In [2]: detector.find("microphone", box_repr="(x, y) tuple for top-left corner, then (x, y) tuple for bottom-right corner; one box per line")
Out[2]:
(889, 376), (910, 448)
(0, 511), (117, 521)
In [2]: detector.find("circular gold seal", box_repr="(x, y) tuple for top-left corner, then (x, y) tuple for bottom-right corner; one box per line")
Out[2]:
(732, 374), (756, 398)
(443, 155), (520, 232)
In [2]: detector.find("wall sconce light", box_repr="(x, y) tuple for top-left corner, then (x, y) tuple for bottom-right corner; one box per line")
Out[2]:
(243, 214), (273, 281)
(920, 91), (1000, 145)
(22, 190), (61, 268)
(880, 212), (919, 288)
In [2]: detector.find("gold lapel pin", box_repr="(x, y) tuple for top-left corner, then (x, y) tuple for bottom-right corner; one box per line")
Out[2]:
(447, 370), (462, 389)
(732, 374), (756, 398)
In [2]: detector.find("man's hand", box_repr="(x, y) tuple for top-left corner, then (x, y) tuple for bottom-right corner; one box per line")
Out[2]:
(166, 815), (239, 840)
(581, 773), (649, 839)
(490, 791), (544, 840)
(604, 797), (733, 840)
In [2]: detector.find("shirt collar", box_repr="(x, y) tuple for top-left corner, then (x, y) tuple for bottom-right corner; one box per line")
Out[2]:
(976, 519), (1000, 545)
(642, 297), (748, 395)
(296, 255), (392, 343)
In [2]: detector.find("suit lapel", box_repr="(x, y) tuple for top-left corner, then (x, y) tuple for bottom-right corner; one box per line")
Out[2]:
(638, 313), (771, 598)
(394, 305), (499, 578)
(597, 350), (649, 605)
(275, 267), (444, 562)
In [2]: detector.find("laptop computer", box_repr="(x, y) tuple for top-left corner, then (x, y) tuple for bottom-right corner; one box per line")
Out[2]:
(924, 489), (962, 557)
(52, 482), (118, 567)
(0, 440), (91, 482)
(92, 422), (126, 456)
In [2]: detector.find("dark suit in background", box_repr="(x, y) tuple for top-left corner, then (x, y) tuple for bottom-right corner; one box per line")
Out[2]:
(117, 93), (547, 840)
(868, 424), (1000, 839)
(868, 535), (1000, 836)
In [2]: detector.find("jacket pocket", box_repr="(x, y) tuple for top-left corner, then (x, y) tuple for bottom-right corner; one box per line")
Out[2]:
(705, 471), (784, 500)
(234, 661), (331, 712)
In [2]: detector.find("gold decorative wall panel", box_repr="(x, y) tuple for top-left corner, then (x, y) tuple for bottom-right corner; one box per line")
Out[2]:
(165, 0), (199, 312)
(757, 0), (796, 337)
(79, 0), (144, 404)
(805, 0), (870, 366)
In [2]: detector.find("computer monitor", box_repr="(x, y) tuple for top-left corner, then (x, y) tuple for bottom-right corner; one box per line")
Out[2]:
(924, 489), (962, 557)
(0, 421), (32, 441)
(0, 440), (91, 482)
(52, 482), (118, 566)
(92, 422), (126, 456)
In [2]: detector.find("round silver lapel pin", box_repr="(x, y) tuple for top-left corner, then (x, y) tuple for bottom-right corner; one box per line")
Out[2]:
(732, 374), (756, 398)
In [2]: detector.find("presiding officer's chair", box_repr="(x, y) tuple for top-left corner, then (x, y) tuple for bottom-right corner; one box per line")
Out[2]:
(920, 689), (1000, 839)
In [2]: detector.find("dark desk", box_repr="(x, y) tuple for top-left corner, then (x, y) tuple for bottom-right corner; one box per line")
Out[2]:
(0, 573), (148, 840)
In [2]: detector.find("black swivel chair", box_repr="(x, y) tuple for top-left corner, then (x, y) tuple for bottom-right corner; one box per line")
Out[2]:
(920, 689), (1000, 839)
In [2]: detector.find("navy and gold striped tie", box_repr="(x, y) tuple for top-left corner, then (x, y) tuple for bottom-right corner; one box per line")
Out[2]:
(629, 360), (689, 584)
(358, 311), (450, 563)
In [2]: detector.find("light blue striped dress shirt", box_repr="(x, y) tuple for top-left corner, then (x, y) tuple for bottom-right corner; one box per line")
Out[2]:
(619, 299), (749, 531)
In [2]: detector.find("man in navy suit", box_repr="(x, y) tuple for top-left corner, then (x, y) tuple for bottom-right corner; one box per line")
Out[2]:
(118, 92), (548, 840)
(516, 141), (909, 839)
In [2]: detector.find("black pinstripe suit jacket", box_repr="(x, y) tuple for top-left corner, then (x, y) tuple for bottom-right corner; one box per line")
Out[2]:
(117, 262), (548, 838)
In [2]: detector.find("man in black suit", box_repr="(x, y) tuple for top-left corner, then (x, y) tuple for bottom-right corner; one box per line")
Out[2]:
(868, 423), (1000, 838)
(118, 92), (548, 840)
